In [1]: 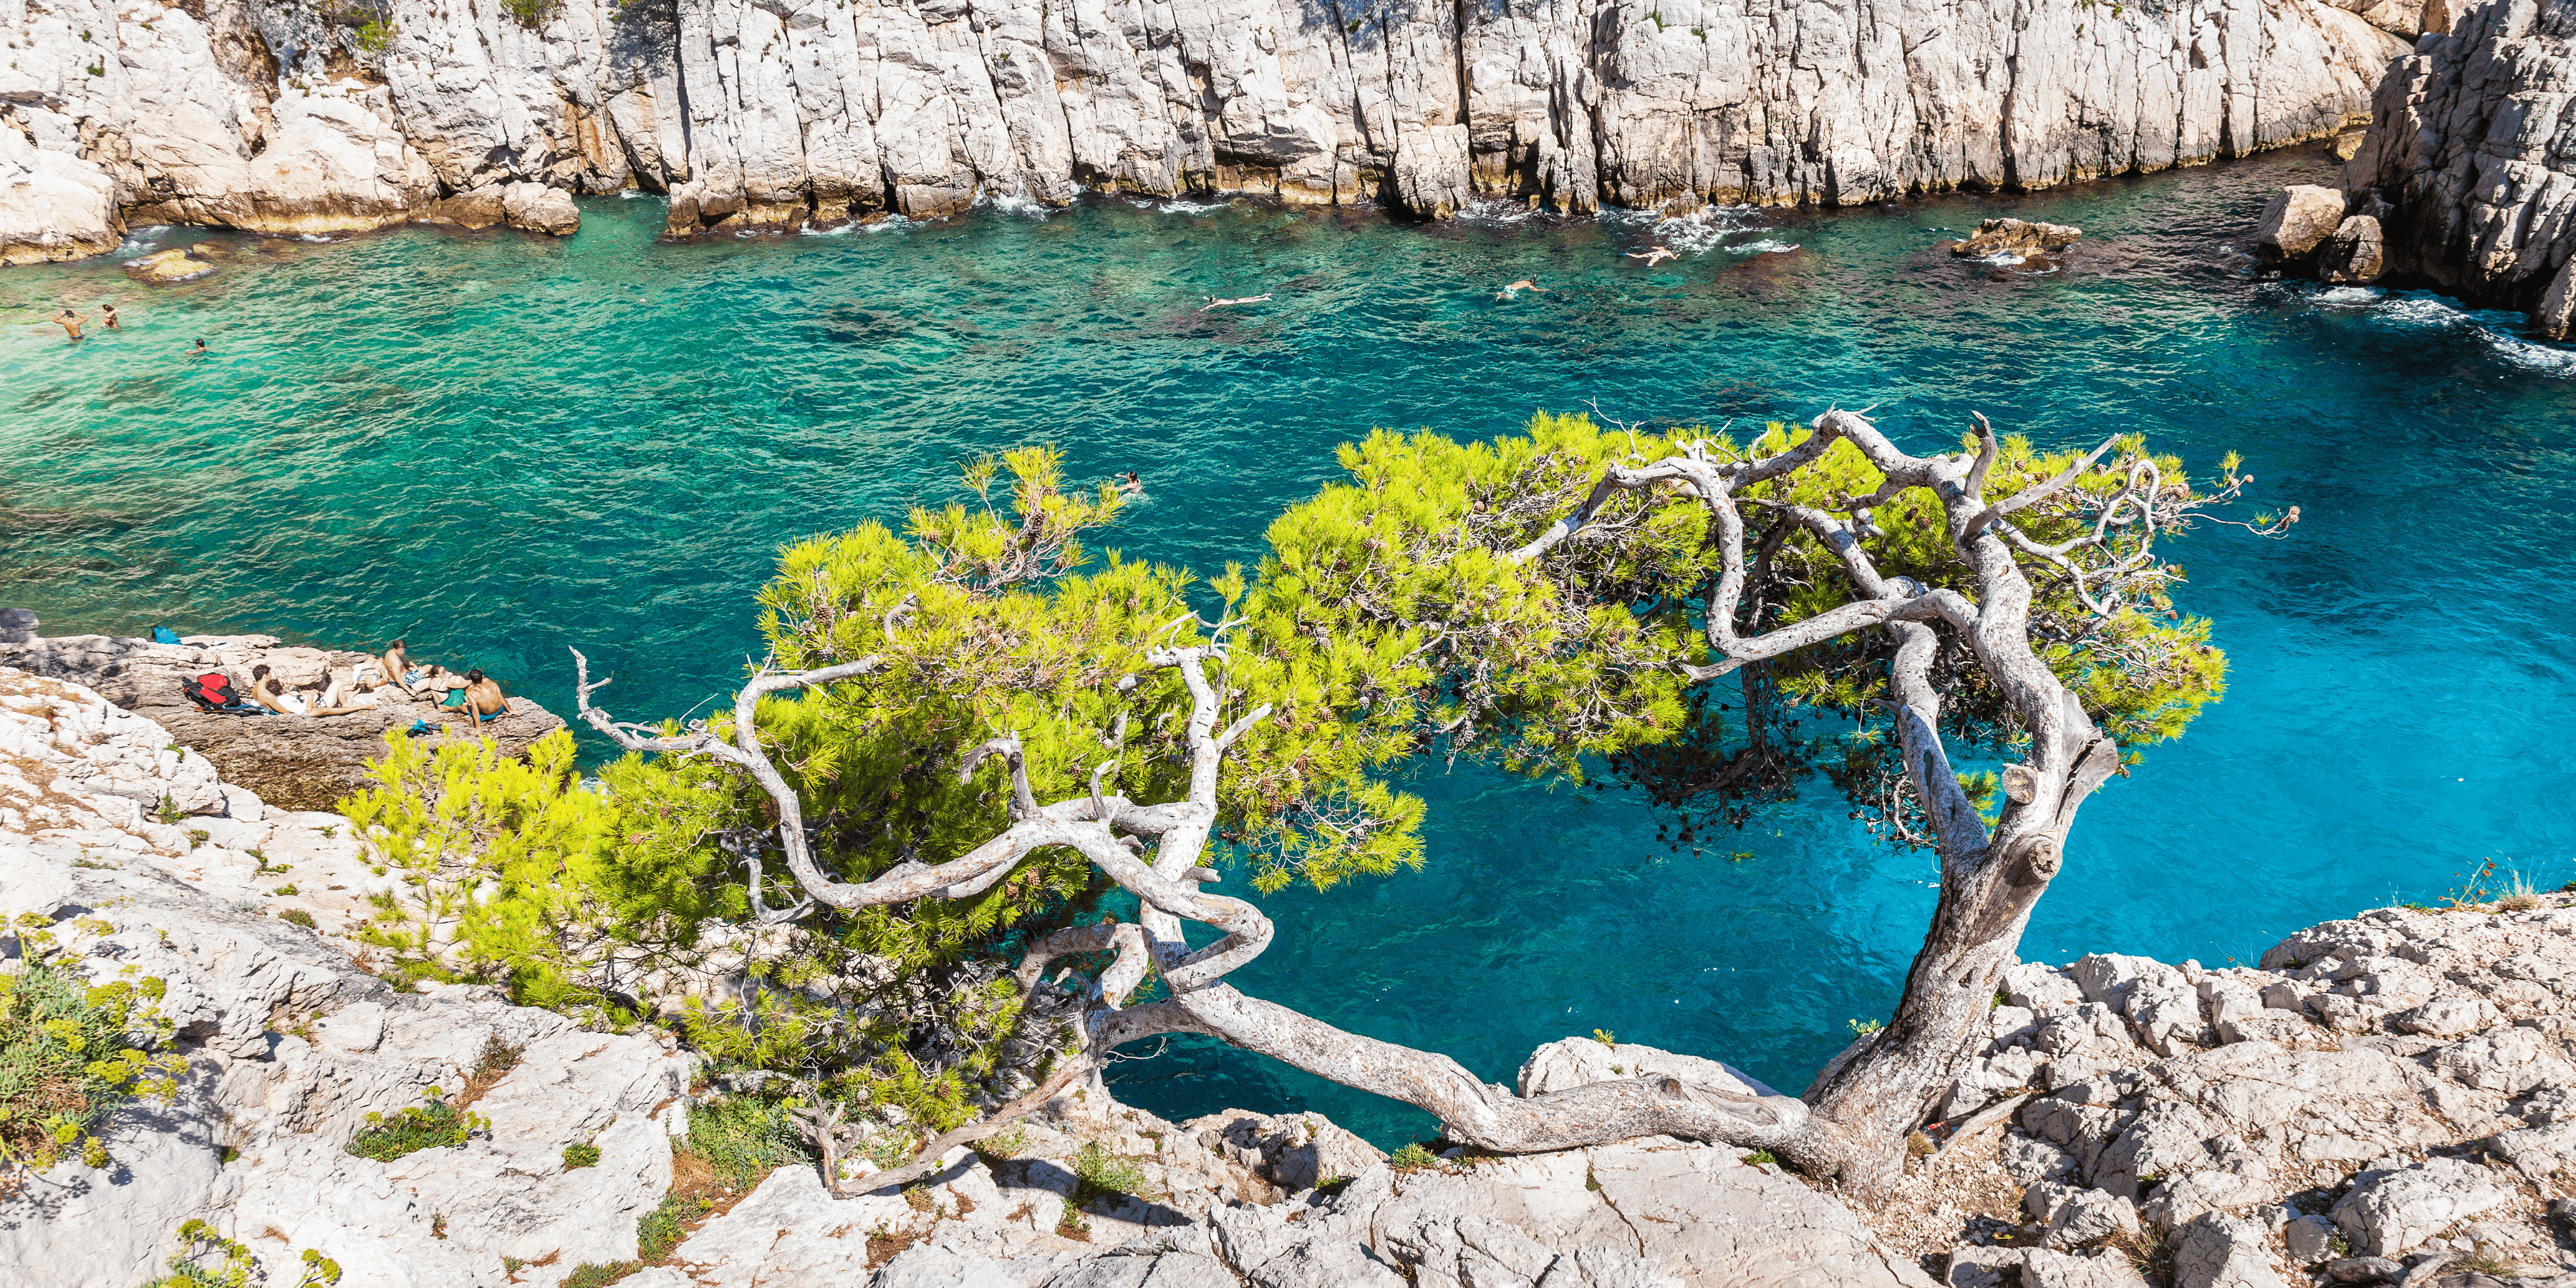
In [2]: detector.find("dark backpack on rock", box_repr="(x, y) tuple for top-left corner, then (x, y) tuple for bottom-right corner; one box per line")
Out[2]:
(181, 672), (240, 711)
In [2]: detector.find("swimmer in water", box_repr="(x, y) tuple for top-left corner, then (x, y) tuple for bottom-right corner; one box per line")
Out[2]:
(101, 302), (119, 330)
(1117, 470), (1144, 497)
(53, 309), (82, 341)
(191, 338), (207, 356)
(1495, 279), (1547, 300)
(1626, 246), (1679, 266)
(1201, 294), (1272, 310)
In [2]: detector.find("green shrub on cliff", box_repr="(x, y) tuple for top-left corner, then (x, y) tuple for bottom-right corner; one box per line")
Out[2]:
(0, 953), (186, 1192)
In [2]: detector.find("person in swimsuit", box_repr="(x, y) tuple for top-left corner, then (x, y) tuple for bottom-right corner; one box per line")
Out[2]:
(191, 338), (208, 356)
(1495, 279), (1547, 300)
(253, 675), (369, 718)
(53, 310), (82, 341)
(1117, 470), (1144, 497)
(101, 303), (119, 330)
(376, 638), (419, 697)
(1201, 294), (1272, 309)
(450, 669), (508, 724)
(1626, 246), (1679, 266)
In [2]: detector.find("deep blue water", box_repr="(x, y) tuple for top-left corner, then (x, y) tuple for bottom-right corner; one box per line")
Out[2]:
(4, 145), (2570, 1146)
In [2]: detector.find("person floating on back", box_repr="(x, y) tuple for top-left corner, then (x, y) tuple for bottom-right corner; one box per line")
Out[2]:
(53, 310), (81, 341)
(1626, 246), (1678, 266)
(1201, 294), (1272, 310)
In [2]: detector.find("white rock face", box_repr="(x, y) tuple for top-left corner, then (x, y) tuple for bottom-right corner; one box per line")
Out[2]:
(0, 670), (692, 1288)
(0, 0), (2424, 259)
(2346, 0), (2576, 334)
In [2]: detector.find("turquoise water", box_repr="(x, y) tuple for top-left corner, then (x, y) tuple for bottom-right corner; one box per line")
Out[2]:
(5, 146), (2572, 1146)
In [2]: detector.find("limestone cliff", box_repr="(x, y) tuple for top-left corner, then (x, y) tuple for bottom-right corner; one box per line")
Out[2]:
(2345, 0), (2576, 336)
(4, 0), (2419, 256)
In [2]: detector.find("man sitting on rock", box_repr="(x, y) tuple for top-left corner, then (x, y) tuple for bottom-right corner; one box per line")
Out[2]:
(445, 669), (509, 724)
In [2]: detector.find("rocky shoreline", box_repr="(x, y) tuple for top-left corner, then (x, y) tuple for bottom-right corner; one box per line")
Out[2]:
(1, 662), (2568, 1288)
(1, 0), (2423, 262)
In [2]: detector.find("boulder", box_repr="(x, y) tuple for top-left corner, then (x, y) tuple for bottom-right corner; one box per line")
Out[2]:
(1951, 218), (2084, 259)
(2041, 1187), (2141, 1248)
(2023, 1248), (2152, 1288)
(1180, 1108), (1385, 1193)
(502, 182), (581, 236)
(121, 247), (219, 284)
(414, 186), (509, 230)
(2330, 1158), (2513, 1257)
(2175, 1215), (2291, 1288)
(0, 609), (34, 645)
(2252, 186), (2349, 260)
(2318, 215), (2387, 284)
(2489, 1120), (2576, 1186)
(2285, 1214), (2341, 1265)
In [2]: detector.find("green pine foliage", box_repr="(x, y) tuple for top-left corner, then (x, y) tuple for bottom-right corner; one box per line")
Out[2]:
(335, 412), (2238, 1135)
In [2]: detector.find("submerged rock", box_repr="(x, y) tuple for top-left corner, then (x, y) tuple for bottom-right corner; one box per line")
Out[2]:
(122, 248), (219, 284)
(1951, 219), (2083, 260)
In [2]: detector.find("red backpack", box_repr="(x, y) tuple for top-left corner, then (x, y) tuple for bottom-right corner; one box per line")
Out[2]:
(181, 672), (241, 711)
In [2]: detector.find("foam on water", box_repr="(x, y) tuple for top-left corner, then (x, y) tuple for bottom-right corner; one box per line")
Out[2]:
(4, 151), (2569, 1146)
(1736, 239), (1800, 255)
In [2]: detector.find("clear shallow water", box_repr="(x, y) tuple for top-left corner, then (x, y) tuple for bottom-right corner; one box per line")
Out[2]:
(5, 148), (2572, 1146)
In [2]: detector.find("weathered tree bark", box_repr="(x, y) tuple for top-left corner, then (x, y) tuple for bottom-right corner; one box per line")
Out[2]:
(577, 408), (2258, 1194)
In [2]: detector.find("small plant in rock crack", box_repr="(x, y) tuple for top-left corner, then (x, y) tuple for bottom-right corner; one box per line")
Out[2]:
(346, 1087), (488, 1161)
(152, 795), (188, 825)
(140, 1219), (253, 1287)
(1389, 1142), (1442, 1172)
(1070, 1140), (1158, 1206)
(1591, 1029), (1616, 1047)
(1849, 1018), (1884, 1036)
(563, 1141), (602, 1169)
(279, 909), (318, 930)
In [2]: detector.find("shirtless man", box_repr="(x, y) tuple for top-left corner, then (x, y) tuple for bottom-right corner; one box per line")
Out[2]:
(376, 638), (417, 696)
(1201, 294), (1272, 309)
(1625, 246), (1679, 266)
(452, 669), (509, 724)
(1495, 279), (1547, 300)
(52, 309), (82, 341)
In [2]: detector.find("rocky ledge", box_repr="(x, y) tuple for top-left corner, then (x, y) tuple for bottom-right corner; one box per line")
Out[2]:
(0, 615), (563, 812)
(1, 666), (2569, 1288)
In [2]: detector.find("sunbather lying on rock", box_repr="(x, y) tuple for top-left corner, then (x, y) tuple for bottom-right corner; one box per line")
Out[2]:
(251, 673), (371, 718)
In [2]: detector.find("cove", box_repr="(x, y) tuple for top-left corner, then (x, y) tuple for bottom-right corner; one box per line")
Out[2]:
(2, 145), (2570, 1149)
